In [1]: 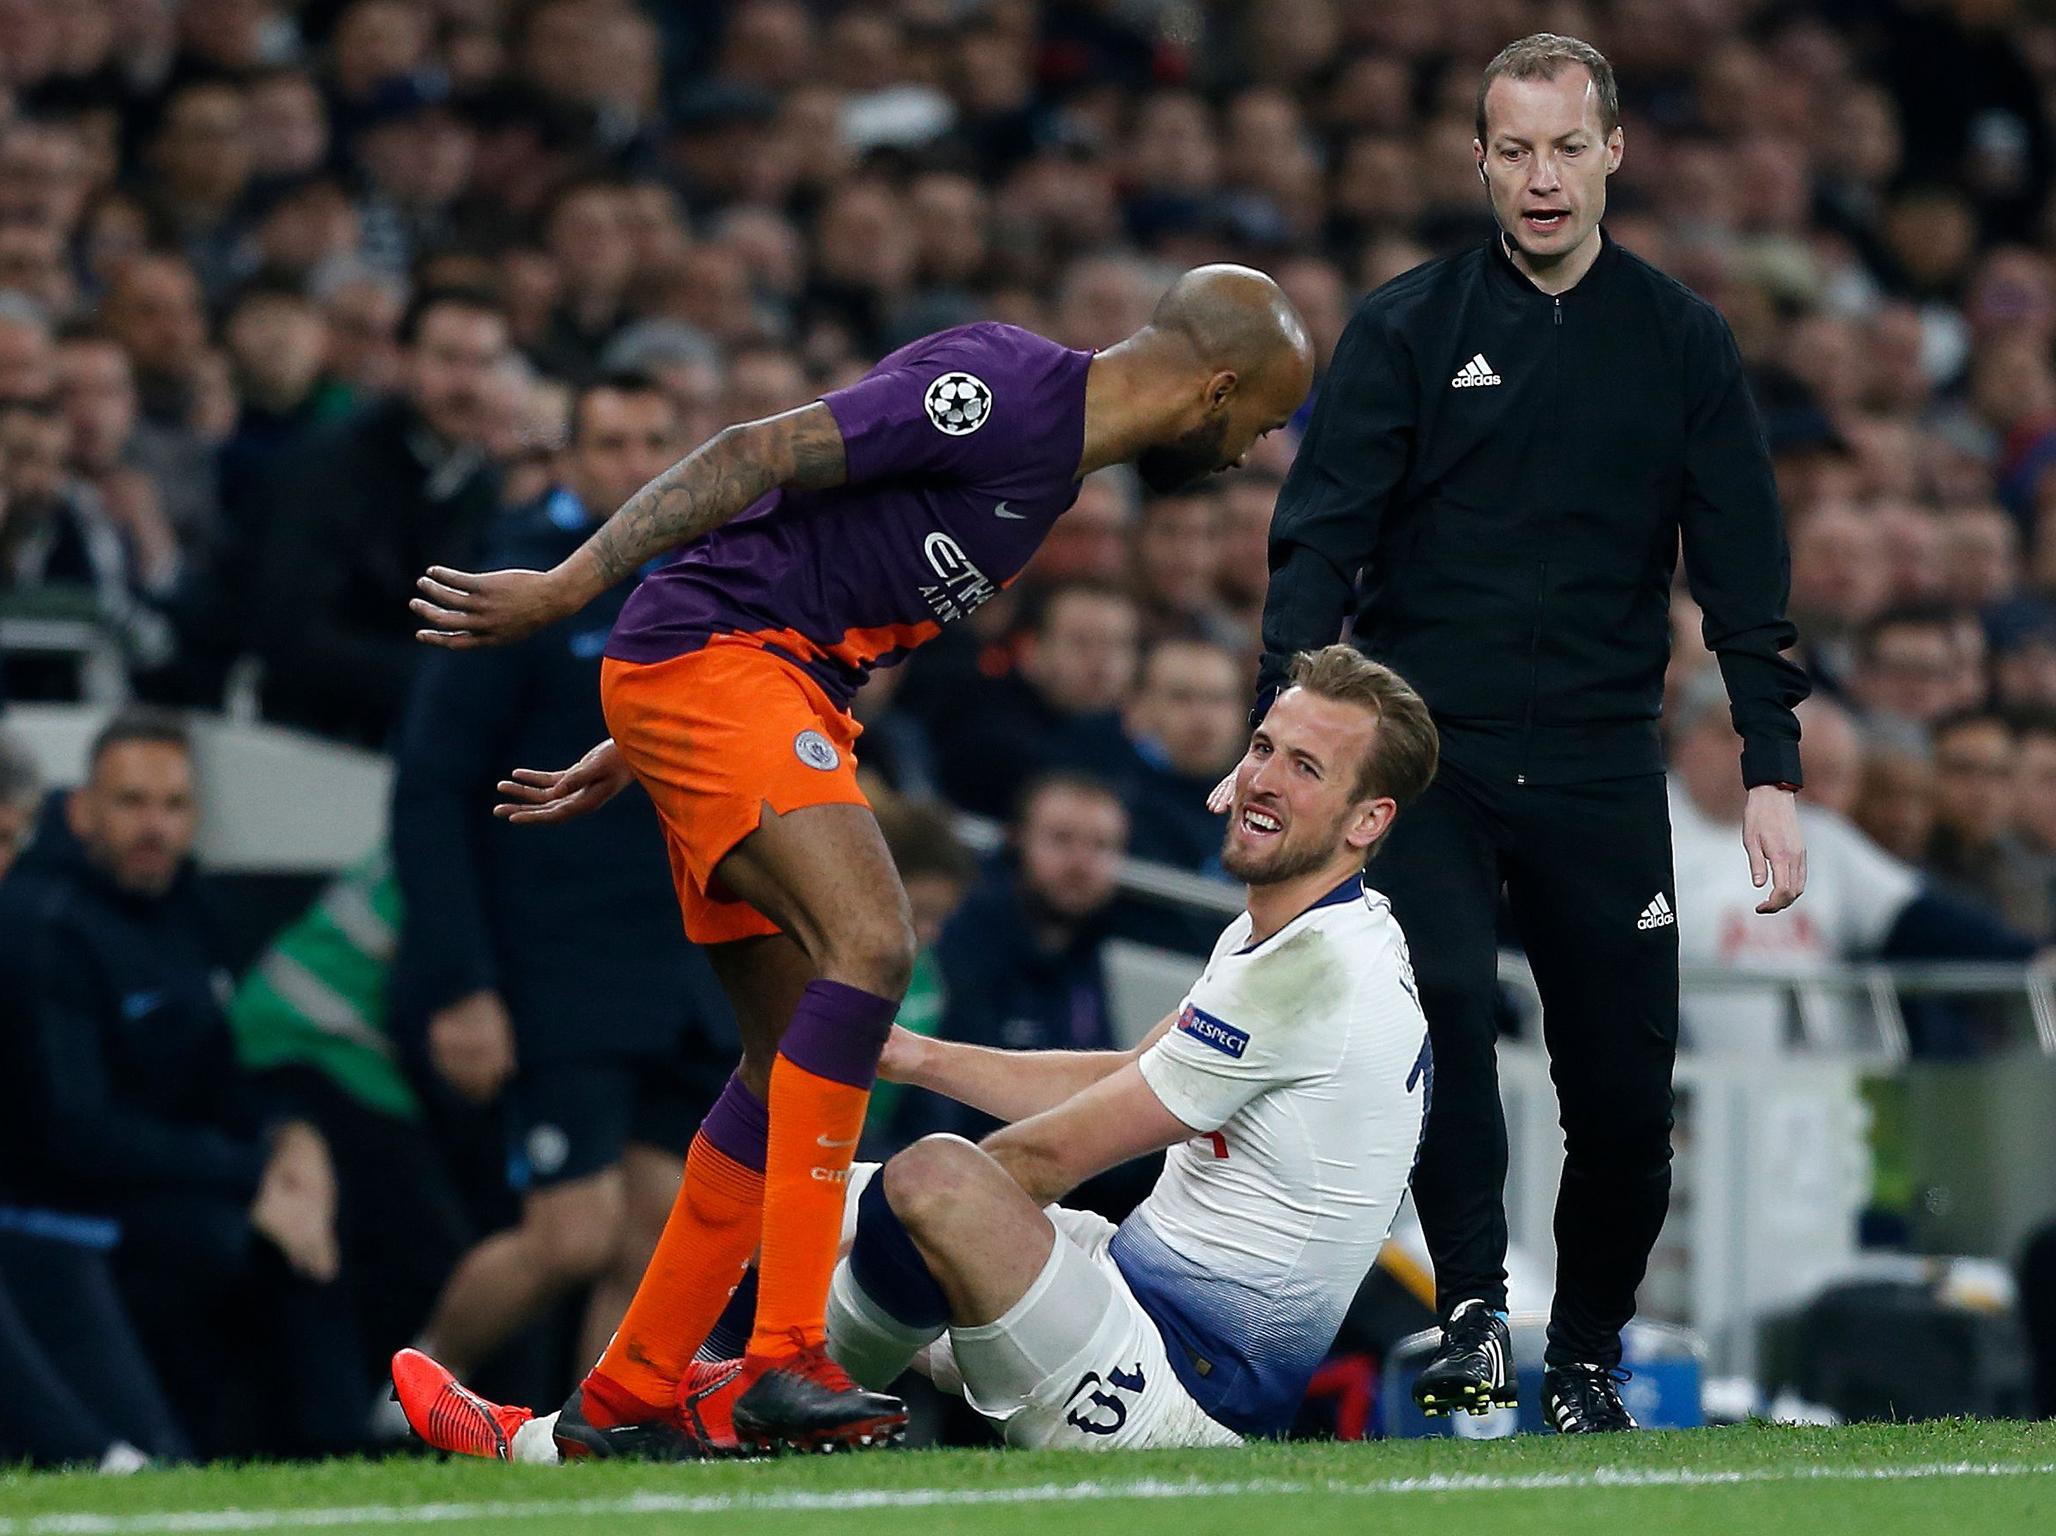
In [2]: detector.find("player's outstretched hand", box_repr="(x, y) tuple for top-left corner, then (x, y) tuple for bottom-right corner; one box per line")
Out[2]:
(413, 565), (572, 648)
(494, 738), (632, 825)
(1206, 769), (1236, 815)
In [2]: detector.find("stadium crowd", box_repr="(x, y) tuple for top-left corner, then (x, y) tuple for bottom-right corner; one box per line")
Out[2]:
(4, 0), (2056, 1465)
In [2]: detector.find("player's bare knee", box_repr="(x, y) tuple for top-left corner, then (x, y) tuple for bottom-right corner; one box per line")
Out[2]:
(880, 1134), (984, 1233)
(822, 908), (916, 998)
(526, 1175), (626, 1283)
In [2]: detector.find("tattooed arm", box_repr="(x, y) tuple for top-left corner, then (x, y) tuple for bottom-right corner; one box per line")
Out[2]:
(411, 404), (849, 650)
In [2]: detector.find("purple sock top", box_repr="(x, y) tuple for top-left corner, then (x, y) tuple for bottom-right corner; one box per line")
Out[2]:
(779, 978), (897, 1089)
(700, 1072), (769, 1171)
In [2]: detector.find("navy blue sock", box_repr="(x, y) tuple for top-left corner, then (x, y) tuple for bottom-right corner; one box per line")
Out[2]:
(848, 1173), (949, 1330)
(693, 1265), (758, 1363)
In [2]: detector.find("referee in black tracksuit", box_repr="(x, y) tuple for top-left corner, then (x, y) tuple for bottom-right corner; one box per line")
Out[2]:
(1258, 35), (1809, 1432)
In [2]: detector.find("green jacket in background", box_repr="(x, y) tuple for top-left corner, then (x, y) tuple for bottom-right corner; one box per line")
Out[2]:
(230, 849), (418, 1122)
(865, 946), (945, 1138)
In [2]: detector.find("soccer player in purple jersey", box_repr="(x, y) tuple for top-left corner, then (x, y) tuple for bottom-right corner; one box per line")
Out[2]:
(396, 266), (1314, 1459)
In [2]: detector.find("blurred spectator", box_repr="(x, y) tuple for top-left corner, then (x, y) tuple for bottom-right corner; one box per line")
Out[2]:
(351, 83), (471, 281)
(225, 847), (473, 1426)
(928, 580), (1139, 819)
(1119, 635), (1245, 876)
(245, 65), (331, 183)
(1217, 465), (1281, 641)
(144, 78), (254, 302)
(0, 711), (367, 1455)
(926, 770), (1128, 1113)
(533, 176), (637, 382)
(1851, 743), (1938, 866)
(100, 253), (215, 475)
(1668, 681), (2038, 1055)
(1924, 711), (2051, 939)
(251, 285), (507, 746)
(1847, 606), (1966, 752)
(314, 264), (405, 403)
(390, 374), (730, 1382)
(1131, 486), (1238, 647)
(0, 394), (176, 699)
(1786, 503), (1889, 697)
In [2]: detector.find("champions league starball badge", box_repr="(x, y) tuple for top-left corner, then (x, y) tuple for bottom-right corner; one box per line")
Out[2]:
(924, 372), (992, 435)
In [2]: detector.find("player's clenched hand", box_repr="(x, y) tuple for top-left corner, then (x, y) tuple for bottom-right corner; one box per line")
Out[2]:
(494, 739), (632, 825)
(1743, 783), (1807, 914)
(412, 565), (574, 648)
(429, 989), (517, 1103)
(876, 1024), (929, 1086)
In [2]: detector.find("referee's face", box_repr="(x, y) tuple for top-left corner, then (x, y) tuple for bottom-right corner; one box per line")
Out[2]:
(1476, 68), (1622, 267)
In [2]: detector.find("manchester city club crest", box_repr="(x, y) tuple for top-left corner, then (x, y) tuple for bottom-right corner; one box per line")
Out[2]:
(794, 729), (841, 770)
(923, 371), (991, 435)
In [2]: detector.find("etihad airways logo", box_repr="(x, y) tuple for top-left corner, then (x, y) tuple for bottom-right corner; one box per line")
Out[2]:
(920, 531), (998, 625)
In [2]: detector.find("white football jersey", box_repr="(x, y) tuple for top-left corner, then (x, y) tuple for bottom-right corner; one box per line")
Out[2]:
(1109, 873), (1430, 1437)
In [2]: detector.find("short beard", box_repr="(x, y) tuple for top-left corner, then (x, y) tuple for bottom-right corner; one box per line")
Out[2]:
(1220, 806), (1353, 886)
(1136, 414), (1228, 494)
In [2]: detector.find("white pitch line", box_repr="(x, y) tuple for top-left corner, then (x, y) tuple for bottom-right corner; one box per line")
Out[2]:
(7, 1459), (2054, 1534)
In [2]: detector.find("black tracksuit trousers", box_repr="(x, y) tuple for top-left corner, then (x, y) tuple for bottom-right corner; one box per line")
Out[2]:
(1368, 754), (1679, 1370)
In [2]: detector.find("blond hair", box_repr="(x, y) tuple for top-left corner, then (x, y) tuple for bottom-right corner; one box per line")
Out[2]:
(1475, 33), (1620, 143)
(1285, 645), (1439, 810)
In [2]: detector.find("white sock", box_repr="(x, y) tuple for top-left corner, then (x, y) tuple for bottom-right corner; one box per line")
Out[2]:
(825, 1257), (947, 1389)
(511, 1413), (561, 1465)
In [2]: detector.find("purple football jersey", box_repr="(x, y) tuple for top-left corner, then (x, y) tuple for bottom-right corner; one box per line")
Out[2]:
(606, 323), (1093, 708)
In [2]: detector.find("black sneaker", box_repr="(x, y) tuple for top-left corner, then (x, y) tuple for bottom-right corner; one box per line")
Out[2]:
(551, 1386), (703, 1462)
(1541, 1363), (1638, 1433)
(1412, 1299), (1518, 1417)
(732, 1338), (907, 1454)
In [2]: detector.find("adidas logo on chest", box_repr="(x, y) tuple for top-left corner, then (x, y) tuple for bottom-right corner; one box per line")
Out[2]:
(1636, 893), (1675, 930)
(1451, 353), (1502, 388)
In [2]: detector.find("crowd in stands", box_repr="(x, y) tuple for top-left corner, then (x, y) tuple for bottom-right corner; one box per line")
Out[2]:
(6, 0), (2056, 1464)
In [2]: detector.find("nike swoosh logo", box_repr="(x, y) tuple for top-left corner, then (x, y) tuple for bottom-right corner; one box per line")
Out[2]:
(816, 1134), (860, 1149)
(995, 501), (1025, 519)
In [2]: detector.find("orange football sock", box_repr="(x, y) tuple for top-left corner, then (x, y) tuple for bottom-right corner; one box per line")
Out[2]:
(747, 980), (896, 1360)
(593, 1077), (767, 1406)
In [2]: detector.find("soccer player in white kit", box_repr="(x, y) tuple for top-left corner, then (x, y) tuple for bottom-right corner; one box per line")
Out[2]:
(825, 644), (1440, 1447)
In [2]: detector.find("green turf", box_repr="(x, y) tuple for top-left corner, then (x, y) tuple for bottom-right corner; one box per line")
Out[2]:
(4, 1420), (2053, 1536)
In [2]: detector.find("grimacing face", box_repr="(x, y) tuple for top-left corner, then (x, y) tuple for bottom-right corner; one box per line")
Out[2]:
(1476, 66), (1623, 268)
(1220, 687), (1392, 885)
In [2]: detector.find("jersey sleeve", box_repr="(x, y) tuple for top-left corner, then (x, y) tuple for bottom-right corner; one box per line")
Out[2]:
(1137, 1001), (1306, 1133)
(821, 327), (1078, 490)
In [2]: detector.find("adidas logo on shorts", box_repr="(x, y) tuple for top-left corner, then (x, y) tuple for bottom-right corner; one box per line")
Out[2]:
(1636, 893), (1676, 931)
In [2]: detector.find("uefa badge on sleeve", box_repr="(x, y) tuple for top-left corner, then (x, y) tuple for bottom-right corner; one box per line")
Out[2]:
(924, 372), (992, 435)
(795, 729), (841, 771)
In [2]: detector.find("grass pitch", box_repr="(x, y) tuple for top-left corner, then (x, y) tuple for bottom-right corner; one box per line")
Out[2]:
(4, 1419), (2052, 1536)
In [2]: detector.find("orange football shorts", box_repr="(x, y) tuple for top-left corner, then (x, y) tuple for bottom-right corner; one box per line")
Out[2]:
(600, 640), (869, 945)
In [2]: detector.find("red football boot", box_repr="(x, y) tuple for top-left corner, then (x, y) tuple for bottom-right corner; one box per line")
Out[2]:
(391, 1349), (533, 1460)
(674, 1358), (747, 1456)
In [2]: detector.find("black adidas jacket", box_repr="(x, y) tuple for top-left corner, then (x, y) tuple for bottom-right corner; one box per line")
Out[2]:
(1260, 232), (1808, 788)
